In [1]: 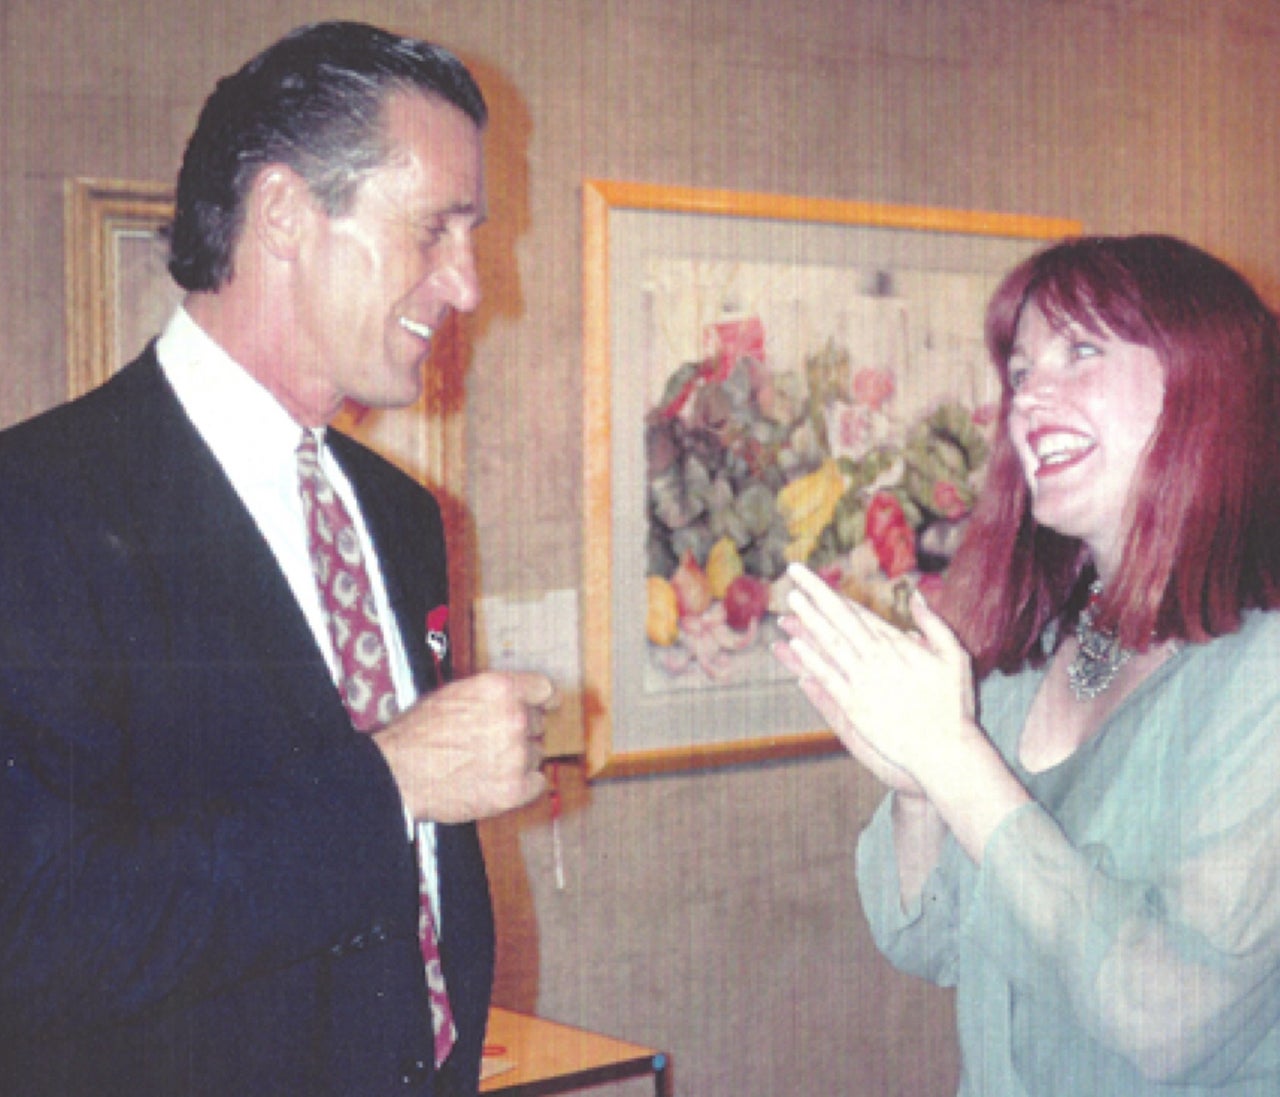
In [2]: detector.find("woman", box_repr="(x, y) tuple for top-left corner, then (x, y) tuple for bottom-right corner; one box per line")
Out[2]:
(778, 235), (1280, 1094)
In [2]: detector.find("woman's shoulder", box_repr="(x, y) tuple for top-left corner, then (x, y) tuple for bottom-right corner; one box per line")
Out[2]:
(1158, 609), (1280, 753)
(1191, 607), (1280, 668)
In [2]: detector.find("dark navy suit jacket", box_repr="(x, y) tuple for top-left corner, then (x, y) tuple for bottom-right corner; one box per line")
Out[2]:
(0, 350), (494, 1096)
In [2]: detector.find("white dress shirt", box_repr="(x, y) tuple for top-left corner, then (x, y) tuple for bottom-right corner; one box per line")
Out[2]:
(155, 307), (440, 921)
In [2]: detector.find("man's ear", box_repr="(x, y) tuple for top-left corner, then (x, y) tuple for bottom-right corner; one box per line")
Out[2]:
(246, 165), (314, 261)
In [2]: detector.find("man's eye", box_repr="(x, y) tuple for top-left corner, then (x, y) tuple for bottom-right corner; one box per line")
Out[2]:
(1008, 364), (1029, 390)
(417, 224), (446, 249)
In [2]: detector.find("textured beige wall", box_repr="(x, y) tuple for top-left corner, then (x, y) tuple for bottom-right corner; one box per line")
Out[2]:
(5, 1), (1280, 1093)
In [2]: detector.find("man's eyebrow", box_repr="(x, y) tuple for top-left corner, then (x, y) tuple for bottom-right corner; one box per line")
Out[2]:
(419, 201), (486, 225)
(456, 204), (488, 230)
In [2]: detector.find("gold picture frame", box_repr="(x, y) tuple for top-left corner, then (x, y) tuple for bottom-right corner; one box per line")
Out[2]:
(582, 179), (1080, 778)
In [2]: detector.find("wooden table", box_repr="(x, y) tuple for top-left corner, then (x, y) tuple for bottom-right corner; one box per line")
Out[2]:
(480, 1007), (671, 1096)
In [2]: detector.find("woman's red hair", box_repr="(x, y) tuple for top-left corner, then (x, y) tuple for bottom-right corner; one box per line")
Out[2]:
(937, 235), (1280, 678)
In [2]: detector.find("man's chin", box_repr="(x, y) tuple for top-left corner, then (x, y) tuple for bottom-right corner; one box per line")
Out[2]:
(336, 384), (421, 422)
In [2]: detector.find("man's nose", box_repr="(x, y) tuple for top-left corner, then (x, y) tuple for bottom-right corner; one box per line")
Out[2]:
(432, 238), (481, 314)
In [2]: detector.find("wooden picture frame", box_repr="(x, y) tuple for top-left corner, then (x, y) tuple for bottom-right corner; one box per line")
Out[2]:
(582, 179), (1080, 778)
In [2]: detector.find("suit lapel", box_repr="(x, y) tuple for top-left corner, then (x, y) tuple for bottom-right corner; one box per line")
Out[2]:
(113, 352), (349, 740)
(106, 355), (452, 742)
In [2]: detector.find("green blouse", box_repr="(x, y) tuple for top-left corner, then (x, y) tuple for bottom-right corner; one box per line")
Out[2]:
(857, 609), (1280, 1095)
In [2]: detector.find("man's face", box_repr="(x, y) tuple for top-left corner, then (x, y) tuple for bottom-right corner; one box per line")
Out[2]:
(291, 92), (485, 421)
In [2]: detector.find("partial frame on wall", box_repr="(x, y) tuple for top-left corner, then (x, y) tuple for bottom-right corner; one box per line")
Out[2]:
(582, 179), (1080, 779)
(64, 176), (180, 399)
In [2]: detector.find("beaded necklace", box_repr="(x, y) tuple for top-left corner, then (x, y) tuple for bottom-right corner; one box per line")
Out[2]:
(1066, 581), (1133, 701)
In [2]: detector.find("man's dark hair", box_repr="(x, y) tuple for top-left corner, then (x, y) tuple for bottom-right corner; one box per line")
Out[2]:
(168, 21), (487, 292)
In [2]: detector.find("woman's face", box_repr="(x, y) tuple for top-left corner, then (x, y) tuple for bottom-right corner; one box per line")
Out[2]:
(1006, 302), (1166, 581)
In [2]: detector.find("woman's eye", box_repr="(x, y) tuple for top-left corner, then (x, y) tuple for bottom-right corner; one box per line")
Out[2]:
(1070, 340), (1101, 361)
(1008, 364), (1029, 390)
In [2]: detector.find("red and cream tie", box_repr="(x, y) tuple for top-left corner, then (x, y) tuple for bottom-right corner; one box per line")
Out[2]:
(297, 431), (457, 1067)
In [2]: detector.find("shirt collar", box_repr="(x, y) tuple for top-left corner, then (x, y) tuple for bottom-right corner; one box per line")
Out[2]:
(155, 306), (317, 476)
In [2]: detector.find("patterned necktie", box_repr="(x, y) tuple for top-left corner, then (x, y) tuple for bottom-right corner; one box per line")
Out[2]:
(297, 431), (457, 1067)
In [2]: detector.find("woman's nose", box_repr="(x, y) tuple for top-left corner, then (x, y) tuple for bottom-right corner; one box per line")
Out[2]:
(1012, 362), (1056, 407)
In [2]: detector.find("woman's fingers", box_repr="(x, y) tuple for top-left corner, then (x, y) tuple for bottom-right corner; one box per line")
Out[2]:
(787, 634), (845, 698)
(907, 589), (956, 653)
(784, 571), (882, 676)
(787, 562), (910, 653)
(786, 564), (875, 645)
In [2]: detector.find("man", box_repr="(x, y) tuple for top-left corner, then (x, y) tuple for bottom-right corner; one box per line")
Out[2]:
(0, 22), (551, 1097)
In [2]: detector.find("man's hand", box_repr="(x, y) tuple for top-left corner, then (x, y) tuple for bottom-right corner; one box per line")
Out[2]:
(373, 671), (556, 823)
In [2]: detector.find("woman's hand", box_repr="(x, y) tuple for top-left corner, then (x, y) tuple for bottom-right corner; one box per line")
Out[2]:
(774, 614), (926, 798)
(776, 563), (1031, 864)
(775, 563), (976, 784)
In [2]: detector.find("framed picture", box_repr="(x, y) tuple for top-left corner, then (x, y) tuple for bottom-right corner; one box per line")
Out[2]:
(582, 179), (1080, 778)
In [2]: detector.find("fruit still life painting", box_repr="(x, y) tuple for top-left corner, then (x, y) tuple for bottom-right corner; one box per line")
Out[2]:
(641, 258), (1002, 692)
